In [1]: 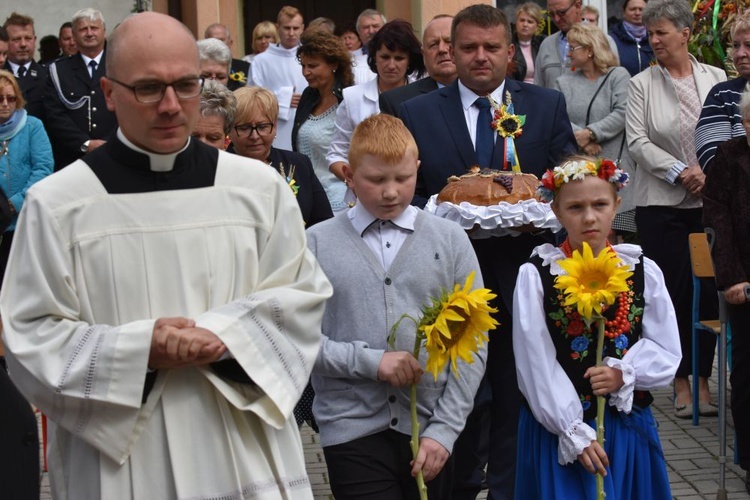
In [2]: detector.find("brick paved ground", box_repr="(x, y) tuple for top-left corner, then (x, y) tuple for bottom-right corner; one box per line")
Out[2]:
(37, 375), (749, 499)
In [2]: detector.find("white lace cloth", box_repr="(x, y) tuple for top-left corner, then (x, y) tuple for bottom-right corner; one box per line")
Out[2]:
(424, 195), (562, 239)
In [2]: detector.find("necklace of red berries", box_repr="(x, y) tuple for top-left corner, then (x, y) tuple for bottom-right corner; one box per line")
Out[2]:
(559, 238), (632, 338)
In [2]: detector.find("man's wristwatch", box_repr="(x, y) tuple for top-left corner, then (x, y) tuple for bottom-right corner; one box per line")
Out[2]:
(81, 140), (91, 152)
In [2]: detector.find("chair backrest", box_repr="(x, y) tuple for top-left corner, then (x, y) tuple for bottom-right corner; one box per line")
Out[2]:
(689, 232), (716, 279)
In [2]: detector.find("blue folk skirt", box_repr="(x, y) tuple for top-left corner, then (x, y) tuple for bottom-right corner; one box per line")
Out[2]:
(514, 404), (671, 499)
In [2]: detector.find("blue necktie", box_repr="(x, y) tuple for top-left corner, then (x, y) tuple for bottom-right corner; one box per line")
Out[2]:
(88, 60), (98, 78)
(474, 97), (494, 168)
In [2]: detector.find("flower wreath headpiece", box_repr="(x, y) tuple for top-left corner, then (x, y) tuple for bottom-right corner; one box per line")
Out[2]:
(536, 158), (629, 202)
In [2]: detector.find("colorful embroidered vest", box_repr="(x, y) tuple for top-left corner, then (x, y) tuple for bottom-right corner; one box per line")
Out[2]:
(530, 253), (651, 421)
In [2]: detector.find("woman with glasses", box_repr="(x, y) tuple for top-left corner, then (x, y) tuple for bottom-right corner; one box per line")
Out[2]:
(293, 29), (354, 213)
(192, 79), (236, 150)
(626, 0), (726, 419)
(230, 86), (332, 227)
(553, 23), (635, 238)
(0, 70), (53, 281)
(0, 69), (53, 500)
(326, 20), (424, 183)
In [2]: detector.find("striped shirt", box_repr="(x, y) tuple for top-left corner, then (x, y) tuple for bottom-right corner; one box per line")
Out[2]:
(695, 77), (749, 171)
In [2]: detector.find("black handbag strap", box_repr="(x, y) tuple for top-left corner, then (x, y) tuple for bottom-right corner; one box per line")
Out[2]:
(585, 68), (615, 126)
(585, 69), (626, 164)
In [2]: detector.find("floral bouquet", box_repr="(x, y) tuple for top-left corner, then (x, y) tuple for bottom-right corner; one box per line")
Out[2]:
(689, 0), (750, 74)
(553, 242), (633, 499)
(388, 271), (498, 499)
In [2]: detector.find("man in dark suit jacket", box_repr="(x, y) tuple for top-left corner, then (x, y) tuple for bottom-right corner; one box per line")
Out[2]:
(44, 8), (116, 170)
(400, 6), (576, 499)
(3, 12), (48, 120)
(379, 15), (455, 116)
(204, 23), (250, 91)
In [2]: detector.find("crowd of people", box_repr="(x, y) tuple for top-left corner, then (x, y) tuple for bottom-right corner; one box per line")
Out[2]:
(0, 0), (748, 499)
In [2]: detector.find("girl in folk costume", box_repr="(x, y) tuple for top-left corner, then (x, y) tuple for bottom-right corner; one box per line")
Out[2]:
(512, 156), (681, 499)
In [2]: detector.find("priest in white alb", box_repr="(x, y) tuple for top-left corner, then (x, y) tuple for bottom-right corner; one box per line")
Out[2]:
(0, 11), (332, 500)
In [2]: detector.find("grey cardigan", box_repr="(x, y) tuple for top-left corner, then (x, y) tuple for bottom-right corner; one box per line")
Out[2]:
(307, 210), (487, 453)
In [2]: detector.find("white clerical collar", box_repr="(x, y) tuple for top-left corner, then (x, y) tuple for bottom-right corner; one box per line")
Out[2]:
(116, 128), (190, 172)
(458, 80), (506, 111)
(348, 203), (417, 236)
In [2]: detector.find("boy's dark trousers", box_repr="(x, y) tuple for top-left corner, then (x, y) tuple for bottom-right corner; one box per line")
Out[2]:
(323, 429), (455, 500)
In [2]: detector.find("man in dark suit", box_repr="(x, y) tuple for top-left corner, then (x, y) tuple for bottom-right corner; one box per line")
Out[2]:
(204, 23), (250, 90)
(379, 14), (455, 117)
(3, 12), (48, 120)
(44, 8), (116, 170)
(400, 5), (576, 499)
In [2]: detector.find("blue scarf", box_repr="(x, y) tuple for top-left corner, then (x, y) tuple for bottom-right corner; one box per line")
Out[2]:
(623, 21), (647, 42)
(0, 109), (27, 142)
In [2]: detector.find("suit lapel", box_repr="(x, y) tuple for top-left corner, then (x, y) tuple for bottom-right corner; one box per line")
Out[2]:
(438, 82), (476, 168)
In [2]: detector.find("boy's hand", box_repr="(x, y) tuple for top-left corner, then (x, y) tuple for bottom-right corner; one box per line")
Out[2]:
(411, 437), (449, 481)
(578, 440), (609, 476)
(377, 351), (422, 386)
(584, 365), (624, 396)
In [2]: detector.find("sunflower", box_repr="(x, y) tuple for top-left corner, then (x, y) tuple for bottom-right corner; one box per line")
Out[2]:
(491, 105), (524, 138)
(229, 70), (247, 84)
(419, 271), (498, 380)
(554, 243), (633, 319)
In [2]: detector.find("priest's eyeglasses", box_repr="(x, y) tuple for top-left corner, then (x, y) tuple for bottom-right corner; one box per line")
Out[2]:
(107, 77), (204, 103)
(234, 123), (275, 138)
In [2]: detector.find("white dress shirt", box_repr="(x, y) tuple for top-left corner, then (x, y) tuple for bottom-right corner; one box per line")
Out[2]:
(348, 203), (417, 271)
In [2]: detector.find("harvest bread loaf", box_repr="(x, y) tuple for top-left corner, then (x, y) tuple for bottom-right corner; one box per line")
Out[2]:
(437, 167), (540, 206)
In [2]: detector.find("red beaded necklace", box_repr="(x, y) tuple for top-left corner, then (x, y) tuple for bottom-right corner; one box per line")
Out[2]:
(559, 238), (632, 338)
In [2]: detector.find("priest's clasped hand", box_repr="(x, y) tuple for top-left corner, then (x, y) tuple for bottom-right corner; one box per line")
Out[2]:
(149, 316), (227, 369)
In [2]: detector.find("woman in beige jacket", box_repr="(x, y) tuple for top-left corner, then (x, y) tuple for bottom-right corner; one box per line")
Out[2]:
(625, 0), (726, 419)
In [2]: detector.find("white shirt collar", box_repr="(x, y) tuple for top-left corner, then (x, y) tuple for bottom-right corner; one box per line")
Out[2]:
(80, 51), (104, 68)
(458, 79), (506, 110)
(268, 43), (300, 57)
(116, 128), (191, 172)
(7, 60), (30, 76)
(348, 203), (418, 236)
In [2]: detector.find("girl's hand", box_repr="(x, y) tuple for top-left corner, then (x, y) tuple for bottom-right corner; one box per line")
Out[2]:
(578, 440), (609, 475)
(584, 366), (624, 396)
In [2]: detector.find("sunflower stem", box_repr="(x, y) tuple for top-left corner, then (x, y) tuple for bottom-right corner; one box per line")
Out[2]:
(410, 331), (428, 499)
(410, 383), (428, 500)
(595, 317), (606, 500)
